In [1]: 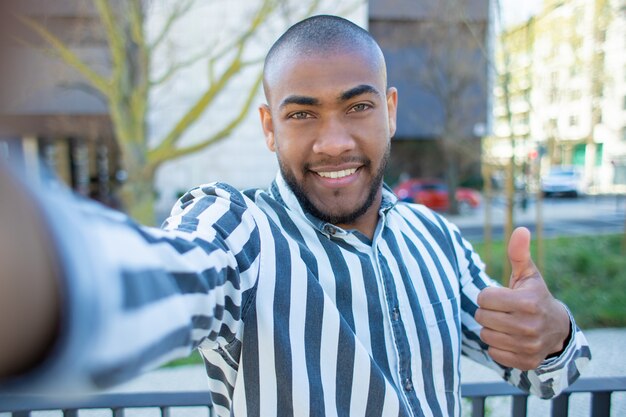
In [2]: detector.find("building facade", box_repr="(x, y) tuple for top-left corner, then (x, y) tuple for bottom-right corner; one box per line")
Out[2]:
(493, 0), (626, 191)
(368, 0), (492, 186)
(1, 0), (119, 205)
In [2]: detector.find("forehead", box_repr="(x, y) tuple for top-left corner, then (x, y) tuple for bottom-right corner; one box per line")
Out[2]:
(264, 49), (386, 106)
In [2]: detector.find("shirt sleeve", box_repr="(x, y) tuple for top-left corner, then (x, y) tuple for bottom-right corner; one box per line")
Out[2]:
(3, 180), (262, 395)
(447, 221), (591, 399)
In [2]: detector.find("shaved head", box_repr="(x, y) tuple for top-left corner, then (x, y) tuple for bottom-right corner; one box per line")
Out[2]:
(263, 15), (387, 101)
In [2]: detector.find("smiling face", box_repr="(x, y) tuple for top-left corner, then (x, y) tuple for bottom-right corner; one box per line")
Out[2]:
(260, 49), (397, 237)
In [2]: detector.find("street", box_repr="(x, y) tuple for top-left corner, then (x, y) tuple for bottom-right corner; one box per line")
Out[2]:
(446, 194), (626, 242)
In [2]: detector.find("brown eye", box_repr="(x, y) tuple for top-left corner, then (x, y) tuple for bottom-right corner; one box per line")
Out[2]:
(348, 103), (371, 113)
(289, 111), (312, 120)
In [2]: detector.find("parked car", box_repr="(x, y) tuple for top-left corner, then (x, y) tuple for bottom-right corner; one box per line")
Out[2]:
(393, 178), (481, 213)
(541, 166), (586, 197)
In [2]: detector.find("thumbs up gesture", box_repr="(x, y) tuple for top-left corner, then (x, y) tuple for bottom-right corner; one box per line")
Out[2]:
(475, 227), (571, 370)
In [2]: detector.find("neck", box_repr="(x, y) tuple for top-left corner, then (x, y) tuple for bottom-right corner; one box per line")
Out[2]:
(336, 190), (383, 240)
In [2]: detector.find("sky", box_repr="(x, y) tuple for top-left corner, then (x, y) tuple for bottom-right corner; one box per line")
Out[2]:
(499, 0), (543, 28)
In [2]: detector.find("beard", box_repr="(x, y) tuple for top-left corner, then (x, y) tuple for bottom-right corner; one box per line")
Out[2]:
(279, 144), (390, 226)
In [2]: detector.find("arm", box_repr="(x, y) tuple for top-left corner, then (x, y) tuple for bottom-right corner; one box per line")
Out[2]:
(0, 166), (61, 379)
(0, 168), (262, 392)
(454, 226), (591, 398)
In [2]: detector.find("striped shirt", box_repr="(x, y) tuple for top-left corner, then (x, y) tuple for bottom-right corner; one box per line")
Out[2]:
(16, 173), (590, 417)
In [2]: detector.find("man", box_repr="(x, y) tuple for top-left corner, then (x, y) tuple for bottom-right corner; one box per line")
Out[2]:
(0, 15), (589, 417)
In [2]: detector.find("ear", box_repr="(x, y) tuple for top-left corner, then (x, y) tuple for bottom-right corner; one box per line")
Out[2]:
(386, 87), (398, 138)
(259, 104), (276, 152)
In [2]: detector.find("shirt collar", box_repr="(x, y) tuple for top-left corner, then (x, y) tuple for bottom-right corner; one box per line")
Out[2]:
(270, 172), (398, 238)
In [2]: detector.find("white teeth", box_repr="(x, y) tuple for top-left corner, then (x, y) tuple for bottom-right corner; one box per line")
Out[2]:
(317, 168), (357, 179)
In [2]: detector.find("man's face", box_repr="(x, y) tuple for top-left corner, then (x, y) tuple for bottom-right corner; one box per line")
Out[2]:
(260, 50), (397, 229)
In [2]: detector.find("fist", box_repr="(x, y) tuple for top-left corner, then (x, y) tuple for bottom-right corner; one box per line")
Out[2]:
(474, 227), (570, 370)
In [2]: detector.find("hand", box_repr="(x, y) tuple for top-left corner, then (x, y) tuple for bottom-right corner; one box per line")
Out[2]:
(475, 227), (570, 371)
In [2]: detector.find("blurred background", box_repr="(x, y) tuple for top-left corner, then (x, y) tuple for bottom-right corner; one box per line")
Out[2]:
(0, 1), (624, 415)
(1, 0), (623, 221)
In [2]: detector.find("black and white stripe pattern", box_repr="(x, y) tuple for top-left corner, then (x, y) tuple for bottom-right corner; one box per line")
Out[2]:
(19, 174), (591, 416)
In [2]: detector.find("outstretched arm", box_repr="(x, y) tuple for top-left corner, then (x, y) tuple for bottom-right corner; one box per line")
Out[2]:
(0, 166), (61, 379)
(0, 167), (263, 392)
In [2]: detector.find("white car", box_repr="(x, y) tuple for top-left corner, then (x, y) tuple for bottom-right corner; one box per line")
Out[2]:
(541, 166), (586, 197)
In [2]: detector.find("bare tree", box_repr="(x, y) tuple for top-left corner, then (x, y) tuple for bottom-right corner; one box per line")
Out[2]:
(409, 0), (489, 215)
(17, 0), (329, 224)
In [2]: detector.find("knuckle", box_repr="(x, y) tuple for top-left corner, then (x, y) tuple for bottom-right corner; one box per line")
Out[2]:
(519, 297), (539, 315)
(518, 323), (537, 338)
(524, 339), (543, 355)
(480, 328), (495, 345)
(520, 358), (538, 371)
(476, 290), (486, 307)
(474, 308), (483, 323)
(479, 327), (489, 343)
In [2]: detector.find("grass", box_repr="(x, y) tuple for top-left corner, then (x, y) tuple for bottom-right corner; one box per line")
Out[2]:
(163, 350), (204, 368)
(473, 233), (626, 329)
(163, 234), (626, 368)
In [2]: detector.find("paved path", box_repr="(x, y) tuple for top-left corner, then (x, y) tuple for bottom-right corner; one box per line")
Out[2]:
(95, 328), (623, 417)
(446, 194), (626, 242)
(2, 328), (622, 416)
(460, 327), (626, 417)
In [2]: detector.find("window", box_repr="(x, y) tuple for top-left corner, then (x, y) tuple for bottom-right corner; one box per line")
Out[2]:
(550, 89), (558, 103)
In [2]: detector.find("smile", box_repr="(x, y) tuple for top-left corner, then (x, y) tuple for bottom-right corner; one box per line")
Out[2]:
(315, 168), (358, 179)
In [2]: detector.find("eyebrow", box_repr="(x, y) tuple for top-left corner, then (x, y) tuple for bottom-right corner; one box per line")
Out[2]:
(278, 84), (381, 110)
(279, 95), (320, 109)
(338, 84), (381, 101)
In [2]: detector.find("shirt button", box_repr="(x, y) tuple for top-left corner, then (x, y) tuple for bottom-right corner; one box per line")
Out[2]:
(404, 378), (413, 392)
(323, 225), (336, 235)
(392, 307), (400, 321)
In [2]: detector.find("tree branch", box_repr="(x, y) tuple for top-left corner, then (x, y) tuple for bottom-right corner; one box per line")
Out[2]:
(208, 0), (276, 64)
(148, 71), (264, 165)
(57, 81), (108, 105)
(128, 0), (150, 127)
(128, 0), (145, 47)
(149, 0), (195, 52)
(16, 16), (110, 95)
(148, 51), (245, 160)
(93, 0), (126, 71)
(150, 44), (213, 86)
(150, 0), (276, 156)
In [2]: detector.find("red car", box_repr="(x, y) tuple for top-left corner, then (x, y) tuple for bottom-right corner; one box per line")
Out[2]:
(393, 178), (481, 213)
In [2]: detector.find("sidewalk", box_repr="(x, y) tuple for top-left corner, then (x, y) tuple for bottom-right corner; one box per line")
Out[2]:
(103, 328), (624, 416)
(445, 194), (626, 230)
(460, 327), (626, 416)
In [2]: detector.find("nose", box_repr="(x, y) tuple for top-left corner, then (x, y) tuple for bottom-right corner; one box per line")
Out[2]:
(312, 117), (356, 156)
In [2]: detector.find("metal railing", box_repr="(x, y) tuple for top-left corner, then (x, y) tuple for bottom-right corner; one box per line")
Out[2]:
(1, 377), (625, 417)
(462, 377), (626, 417)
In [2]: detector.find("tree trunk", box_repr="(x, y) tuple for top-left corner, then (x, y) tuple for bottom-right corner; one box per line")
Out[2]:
(119, 172), (156, 225)
(503, 155), (515, 285)
(445, 146), (460, 215)
(117, 141), (156, 225)
(622, 198), (626, 254)
(481, 162), (493, 274)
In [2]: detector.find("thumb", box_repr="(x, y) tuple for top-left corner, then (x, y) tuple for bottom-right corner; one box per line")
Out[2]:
(507, 227), (534, 288)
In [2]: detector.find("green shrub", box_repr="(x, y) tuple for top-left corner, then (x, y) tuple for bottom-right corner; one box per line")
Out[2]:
(474, 234), (626, 329)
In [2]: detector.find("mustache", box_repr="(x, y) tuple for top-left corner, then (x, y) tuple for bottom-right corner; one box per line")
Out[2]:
(304, 156), (370, 170)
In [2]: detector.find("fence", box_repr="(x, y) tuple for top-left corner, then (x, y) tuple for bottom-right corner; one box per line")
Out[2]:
(1, 377), (625, 417)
